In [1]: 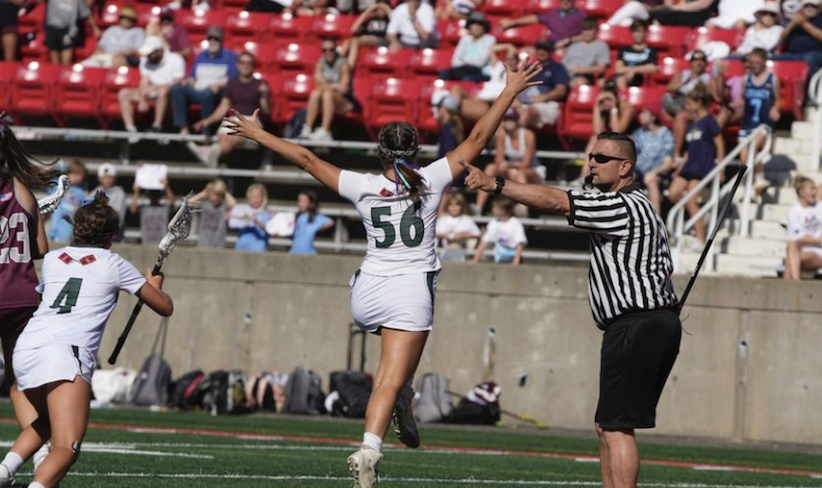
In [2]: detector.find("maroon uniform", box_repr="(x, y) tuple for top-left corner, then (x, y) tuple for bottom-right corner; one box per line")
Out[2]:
(0, 177), (39, 309)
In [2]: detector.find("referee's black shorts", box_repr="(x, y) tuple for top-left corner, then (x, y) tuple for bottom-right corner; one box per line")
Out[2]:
(595, 308), (681, 430)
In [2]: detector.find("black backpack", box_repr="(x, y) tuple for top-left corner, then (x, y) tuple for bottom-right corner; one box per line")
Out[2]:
(444, 382), (501, 426)
(169, 370), (207, 410)
(284, 366), (326, 415)
(329, 371), (372, 418)
(202, 370), (250, 415)
(130, 320), (172, 407)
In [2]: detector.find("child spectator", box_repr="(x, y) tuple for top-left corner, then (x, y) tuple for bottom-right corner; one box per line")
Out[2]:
(436, 191), (480, 262)
(436, 0), (483, 20)
(611, 20), (657, 90)
(735, 2), (784, 56)
(471, 197), (527, 265)
(784, 176), (822, 280)
(439, 12), (496, 82)
(290, 190), (335, 255)
(667, 84), (724, 245)
(190, 179), (236, 248)
(48, 159), (87, 242)
(343, 0), (392, 67)
(88, 163), (127, 235)
(44, 0), (100, 65)
(632, 107), (675, 213)
(228, 183), (271, 252)
(299, 38), (358, 142)
(663, 50), (712, 160)
(386, 0), (437, 51)
(563, 17), (610, 88)
(500, 0), (586, 50)
(130, 177), (174, 247)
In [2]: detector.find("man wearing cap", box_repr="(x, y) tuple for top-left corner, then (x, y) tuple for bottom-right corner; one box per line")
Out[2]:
(88, 163), (127, 238)
(775, 0), (822, 76)
(118, 36), (186, 135)
(86, 6), (145, 68)
(44, 0), (100, 65)
(500, 0), (586, 50)
(170, 26), (239, 136)
(515, 40), (569, 130)
(439, 12), (496, 82)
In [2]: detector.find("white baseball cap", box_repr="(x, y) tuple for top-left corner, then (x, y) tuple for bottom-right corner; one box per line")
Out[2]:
(98, 162), (117, 178)
(802, 0), (820, 7)
(138, 36), (166, 56)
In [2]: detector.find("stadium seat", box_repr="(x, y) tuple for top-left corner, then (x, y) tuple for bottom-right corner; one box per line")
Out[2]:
(408, 48), (455, 81)
(137, 4), (162, 26)
(367, 78), (422, 133)
(651, 56), (691, 86)
(562, 84), (598, 141)
(481, 0), (525, 17)
(597, 24), (632, 51)
(492, 23), (550, 47)
(720, 58), (745, 78)
(269, 13), (316, 43)
(311, 14), (357, 40)
(272, 74), (315, 126)
(769, 60), (810, 120)
(230, 41), (280, 73)
(226, 11), (271, 45)
(0, 62), (21, 113)
(272, 43), (322, 76)
(100, 66), (141, 123)
(644, 25), (691, 58)
(438, 20), (464, 49)
(214, 0), (249, 13)
(357, 47), (413, 81)
(18, 31), (47, 64)
(9, 61), (61, 122)
(74, 36), (99, 63)
(416, 79), (481, 135)
(99, 3), (126, 28)
(16, 3), (45, 32)
(54, 64), (108, 127)
(624, 85), (668, 116)
(690, 27), (741, 52)
(179, 9), (227, 41)
(582, 0), (624, 19)
(523, 0), (561, 15)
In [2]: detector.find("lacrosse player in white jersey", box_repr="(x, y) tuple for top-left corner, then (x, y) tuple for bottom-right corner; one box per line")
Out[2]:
(227, 59), (541, 488)
(0, 193), (174, 488)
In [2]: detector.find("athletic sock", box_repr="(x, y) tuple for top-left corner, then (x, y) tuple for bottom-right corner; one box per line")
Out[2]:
(32, 443), (49, 468)
(28, 482), (46, 488)
(1, 452), (23, 475)
(362, 432), (383, 453)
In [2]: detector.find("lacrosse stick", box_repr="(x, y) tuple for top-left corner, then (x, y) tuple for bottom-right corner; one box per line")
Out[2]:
(37, 175), (70, 215)
(108, 192), (197, 365)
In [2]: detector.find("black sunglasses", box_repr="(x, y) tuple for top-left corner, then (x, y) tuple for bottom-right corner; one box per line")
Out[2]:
(589, 153), (625, 164)
(691, 54), (706, 61)
(322, 47), (337, 53)
(207, 36), (221, 42)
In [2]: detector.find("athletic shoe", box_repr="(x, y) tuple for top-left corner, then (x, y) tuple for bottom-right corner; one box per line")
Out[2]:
(347, 448), (382, 488)
(308, 128), (334, 142)
(0, 464), (14, 488)
(298, 125), (312, 139)
(393, 384), (420, 448)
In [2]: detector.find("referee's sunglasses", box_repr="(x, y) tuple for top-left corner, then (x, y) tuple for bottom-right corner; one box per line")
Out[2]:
(589, 153), (625, 164)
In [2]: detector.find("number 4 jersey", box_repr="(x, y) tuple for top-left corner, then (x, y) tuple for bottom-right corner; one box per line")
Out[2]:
(15, 247), (146, 356)
(338, 157), (453, 276)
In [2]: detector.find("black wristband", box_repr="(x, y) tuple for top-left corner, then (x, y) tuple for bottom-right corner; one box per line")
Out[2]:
(494, 177), (505, 195)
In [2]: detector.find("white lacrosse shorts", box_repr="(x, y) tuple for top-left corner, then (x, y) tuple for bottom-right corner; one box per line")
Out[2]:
(349, 270), (439, 333)
(14, 344), (95, 391)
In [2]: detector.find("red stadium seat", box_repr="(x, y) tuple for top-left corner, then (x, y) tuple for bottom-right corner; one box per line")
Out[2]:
(272, 43), (322, 76)
(720, 58), (745, 78)
(562, 84), (598, 141)
(137, 4), (162, 26)
(690, 27), (741, 52)
(214, 0), (248, 13)
(17, 3), (45, 31)
(523, 0), (560, 15)
(357, 47), (413, 81)
(481, 0), (525, 17)
(597, 24), (632, 50)
(74, 36), (99, 63)
(408, 48), (454, 81)
(644, 25), (691, 58)
(101, 66), (141, 122)
(311, 14), (357, 40)
(54, 64), (108, 127)
(99, 3), (125, 28)
(226, 11), (272, 45)
(269, 13), (315, 43)
(273, 74), (315, 125)
(582, 0), (624, 18)
(651, 56), (691, 86)
(367, 78), (422, 132)
(230, 41), (280, 73)
(10, 61), (61, 122)
(492, 23), (550, 47)
(416, 79), (481, 135)
(0, 62), (21, 113)
(179, 9), (227, 41)
(624, 85), (668, 116)
(18, 31), (47, 64)
(769, 60), (810, 120)
(438, 20), (464, 48)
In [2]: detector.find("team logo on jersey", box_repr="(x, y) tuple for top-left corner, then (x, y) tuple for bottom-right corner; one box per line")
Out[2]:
(380, 188), (395, 197)
(79, 255), (96, 265)
(0, 192), (12, 203)
(58, 253), (73, 264)
(58, 252), (97, 265)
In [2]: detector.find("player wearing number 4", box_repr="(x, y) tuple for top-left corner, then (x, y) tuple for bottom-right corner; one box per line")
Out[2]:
(226, 59), (542, 488)
(0, 193), (174, 488)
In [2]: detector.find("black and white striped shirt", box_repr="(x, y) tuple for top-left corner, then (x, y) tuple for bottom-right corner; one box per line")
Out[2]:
(567, 183), (678, 329)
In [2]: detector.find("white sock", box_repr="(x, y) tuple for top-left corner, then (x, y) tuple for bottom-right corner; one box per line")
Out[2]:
(33, 443), (50, 466)
(29, 482), (46, 488)
(1, 452), (23, 476)
(362, 432), (383, 453)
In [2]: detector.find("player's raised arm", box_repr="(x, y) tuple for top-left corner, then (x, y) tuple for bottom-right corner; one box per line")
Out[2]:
(446, 59), (542, 180)
(225, 109), (342, 193)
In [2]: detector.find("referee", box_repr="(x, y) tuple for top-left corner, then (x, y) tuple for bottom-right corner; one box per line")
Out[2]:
(461, 132), (682, 488)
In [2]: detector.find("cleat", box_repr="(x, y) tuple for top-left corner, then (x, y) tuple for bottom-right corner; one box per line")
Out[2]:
(393, 384), (420, 448)
(347, 447), (382, 488)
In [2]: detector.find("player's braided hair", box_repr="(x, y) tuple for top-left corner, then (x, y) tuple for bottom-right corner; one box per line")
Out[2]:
(377, 122), (425, 200)
(0, 114), (55, 189)
(72, 192), (120, 246)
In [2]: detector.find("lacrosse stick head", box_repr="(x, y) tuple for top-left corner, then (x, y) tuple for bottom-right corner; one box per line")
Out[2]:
(37, 175), (71, 215)
(157, 192), (198, 261)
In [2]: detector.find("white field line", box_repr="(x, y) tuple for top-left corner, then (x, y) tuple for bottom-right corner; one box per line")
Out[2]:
(0, 441), (213, 459)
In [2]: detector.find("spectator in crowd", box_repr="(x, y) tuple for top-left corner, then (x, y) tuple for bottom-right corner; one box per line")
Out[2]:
(118, 36), (186, 136)
(515, 40), (570, 129)
(775, 0), (822, 77)
(734, 2), (784, 56)
(170, 26), (238, 136)
(706, 0), (764, 30)
(48, 159), (87, 242)
(563, 17), (610, 88)
(190, 178), (236, 248)
(500, 0), (586, 50)
(667, 84), (724, 245)
(782, 0), (803, 22)
(343, 0), (392, 67)
(130, 177), (174, 247)
(475, 109), (542, 213)
(439, 12), (495, 82)
(608, 0), (675, 26)
(632, 107), (675, 213)
(386, 0), (437, 51)
(663, 50), (712, 160)
(87, 163), (127, 237)
(1, 0), (24, 61)
(607, 0), (753, 28)
(336, 0), (381, 15)
(44, 0), (100, 65)
(245, 0), (290, 13)
(228, 182), (271, 252)
(286, 0), (331, 16)
(83, 6), (145, 68)
(436, 191), (481, 262)
(290, 190), (334, 255)
(435, 95), (464, 159)
(145, 7), (192, 59)
(299, 38), (357, 142)
(783, 175), (822, 280)
(436, 0), (483, 19)
(610, 20), (657, 90)
(471, 197), (527, 265)
(449, 44), (520, 123)
(188, 52), (271, 167)
(577, 80), (636, 183)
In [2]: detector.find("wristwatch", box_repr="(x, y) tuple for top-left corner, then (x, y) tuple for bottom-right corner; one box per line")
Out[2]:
(494, 177), (505, 195)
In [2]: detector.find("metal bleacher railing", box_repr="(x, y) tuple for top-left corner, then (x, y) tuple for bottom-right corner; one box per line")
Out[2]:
(808, 68), (822, 170)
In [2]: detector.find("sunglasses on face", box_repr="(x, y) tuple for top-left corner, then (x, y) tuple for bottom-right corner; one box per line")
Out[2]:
(323, 47), (337, 53)
(207, 37), (221, 42)
(691, 55), (706, 61)
(589, 153), (625, 164)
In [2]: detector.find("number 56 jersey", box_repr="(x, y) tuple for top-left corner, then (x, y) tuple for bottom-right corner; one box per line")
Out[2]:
(15, 247), (146, 356)
(338, 157), (453, 276)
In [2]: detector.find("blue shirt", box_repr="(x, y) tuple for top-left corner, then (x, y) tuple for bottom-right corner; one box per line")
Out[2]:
(191, 48), (239, 89)
(682, 115), (720, 179)
(235, 210), (271, 253)
(785, 14), (822, 54)
(289, 213), (332, 255)
(47, 184), (86, 242)
(519, 61), (570, 104)
(632, 126), (673, 176)
(742, 72), (776, 131)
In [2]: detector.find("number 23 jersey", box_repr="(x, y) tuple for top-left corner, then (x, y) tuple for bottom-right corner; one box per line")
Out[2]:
(338, 157), (453, 276)
(16, 247), (146, 355)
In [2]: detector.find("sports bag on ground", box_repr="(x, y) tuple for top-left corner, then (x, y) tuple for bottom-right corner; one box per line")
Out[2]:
(284, 366), (326, 415)
(414, 372), (454, 423)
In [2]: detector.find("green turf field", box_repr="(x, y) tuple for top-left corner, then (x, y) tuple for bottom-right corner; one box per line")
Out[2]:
(0, 403), (820, 487)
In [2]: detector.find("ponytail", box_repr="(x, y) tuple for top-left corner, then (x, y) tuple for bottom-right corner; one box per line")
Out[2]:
(377, 122), (426, 200)
(72, 191), (120, 246)
(0, 121), (55, 189)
